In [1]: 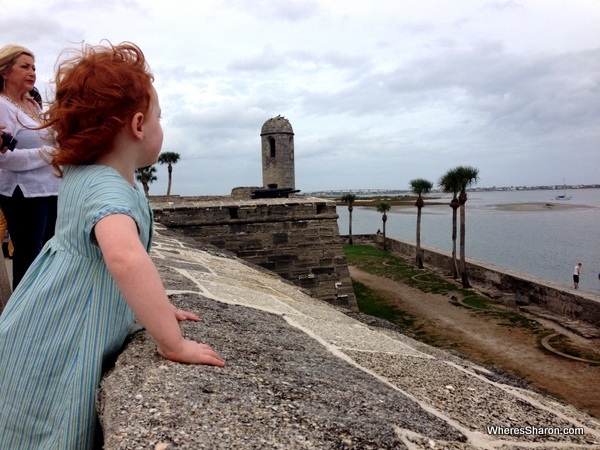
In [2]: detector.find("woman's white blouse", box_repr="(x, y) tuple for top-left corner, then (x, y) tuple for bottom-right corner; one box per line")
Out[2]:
(0, 96), (60, 197)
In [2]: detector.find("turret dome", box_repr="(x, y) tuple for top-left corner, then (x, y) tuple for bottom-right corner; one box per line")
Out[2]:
(261, 115), (294, 135)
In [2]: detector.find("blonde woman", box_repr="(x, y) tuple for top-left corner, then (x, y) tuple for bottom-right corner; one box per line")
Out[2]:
(0, 44), (59, 289)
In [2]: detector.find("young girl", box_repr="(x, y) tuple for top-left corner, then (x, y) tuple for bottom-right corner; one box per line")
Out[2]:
(0, 42), (224, 449)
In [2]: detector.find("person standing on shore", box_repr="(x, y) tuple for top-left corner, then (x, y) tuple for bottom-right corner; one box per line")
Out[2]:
(573, 262), (582, 289)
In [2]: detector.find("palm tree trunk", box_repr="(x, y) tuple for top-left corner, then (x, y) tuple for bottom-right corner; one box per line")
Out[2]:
(459, 203), (471, 288)
(382, 215), (387, 250)
(451, 206), (459, 278)
(348, 207), (353, 245)
(416, 206), (423, 268)
(166, 165), (173, 196)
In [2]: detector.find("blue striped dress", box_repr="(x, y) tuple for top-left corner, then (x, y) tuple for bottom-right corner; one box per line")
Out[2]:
(0, 165), (153, 449)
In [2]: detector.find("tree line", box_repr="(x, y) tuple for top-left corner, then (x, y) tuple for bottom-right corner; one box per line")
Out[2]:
(137, 155), (479, 287)
(135, 151), (181, 197)
(342, 165), (479, 288)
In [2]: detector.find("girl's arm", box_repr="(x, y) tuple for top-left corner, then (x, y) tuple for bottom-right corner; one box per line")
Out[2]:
(94, 213), (224, 367)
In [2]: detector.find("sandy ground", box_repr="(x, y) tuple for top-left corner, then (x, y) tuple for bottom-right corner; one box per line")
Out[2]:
(349, 266), (600, 418)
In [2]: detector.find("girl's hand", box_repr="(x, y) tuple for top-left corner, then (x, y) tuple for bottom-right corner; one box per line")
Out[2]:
(158, 339), (225, 367)
(172, 305), (201, 322)
(96, 214), (225, 367)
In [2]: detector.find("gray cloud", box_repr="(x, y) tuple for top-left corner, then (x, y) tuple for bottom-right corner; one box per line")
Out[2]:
(3, 1), (598, 194)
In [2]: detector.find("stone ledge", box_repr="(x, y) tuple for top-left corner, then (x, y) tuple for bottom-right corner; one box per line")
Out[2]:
(97, 228), (600, 449)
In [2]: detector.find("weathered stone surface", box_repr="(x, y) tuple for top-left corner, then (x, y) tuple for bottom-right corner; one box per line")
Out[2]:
(98, 227), (600, 449)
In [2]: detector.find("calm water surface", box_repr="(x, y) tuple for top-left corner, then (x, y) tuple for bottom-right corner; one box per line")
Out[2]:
(337, 189), (600, 295)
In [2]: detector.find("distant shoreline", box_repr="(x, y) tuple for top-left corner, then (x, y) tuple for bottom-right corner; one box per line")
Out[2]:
(491, 202), (597, 212)
(335, 198), (445, 207)
(336, 199), (597, 211)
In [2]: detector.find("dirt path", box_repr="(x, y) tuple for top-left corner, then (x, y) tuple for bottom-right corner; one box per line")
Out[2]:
(349, 266), (600, 418)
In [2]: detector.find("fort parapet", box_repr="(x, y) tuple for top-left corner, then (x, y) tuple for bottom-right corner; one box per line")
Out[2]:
(97, 226), (600, 448)
(150, 195), (357, 310)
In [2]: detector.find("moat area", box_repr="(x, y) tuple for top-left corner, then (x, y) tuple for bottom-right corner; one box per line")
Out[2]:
(346, 256), (600, 419)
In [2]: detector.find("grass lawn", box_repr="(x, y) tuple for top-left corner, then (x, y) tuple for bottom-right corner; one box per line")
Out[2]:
(344, 245), (543, 335)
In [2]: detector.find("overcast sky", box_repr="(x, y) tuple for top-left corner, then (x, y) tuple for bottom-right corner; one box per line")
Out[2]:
(4, 0), (599, 195)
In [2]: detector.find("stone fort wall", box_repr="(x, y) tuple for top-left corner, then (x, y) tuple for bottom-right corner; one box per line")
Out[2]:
(98, 228), (600, 448)
(150, 195), (600, 330)
(150, 195), (357, 310)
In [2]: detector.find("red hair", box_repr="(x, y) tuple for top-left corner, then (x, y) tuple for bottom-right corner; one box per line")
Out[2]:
(44, 42), (153, 175)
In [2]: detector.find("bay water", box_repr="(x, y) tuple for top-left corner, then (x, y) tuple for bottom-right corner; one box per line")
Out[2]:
(336, 188), (600, 295)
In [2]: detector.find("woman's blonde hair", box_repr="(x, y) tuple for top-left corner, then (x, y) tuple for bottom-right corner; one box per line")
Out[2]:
(0, 44), (35, 91)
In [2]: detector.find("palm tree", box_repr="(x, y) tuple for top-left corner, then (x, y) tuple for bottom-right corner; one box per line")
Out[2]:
(438, 170), (461, 279)
(454, 165), (480, 288)
(136, 166), (157, 197)
(341, 193), (356, 245)
(409, 178), (433, 269)
(376, 201), (391, 250)
(158, 151), (181, 196)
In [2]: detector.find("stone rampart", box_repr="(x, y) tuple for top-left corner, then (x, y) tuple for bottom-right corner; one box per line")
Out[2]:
(150, 196), (357, 310)
(344, 234), (600, 329)
(97, 227), (600, 448)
